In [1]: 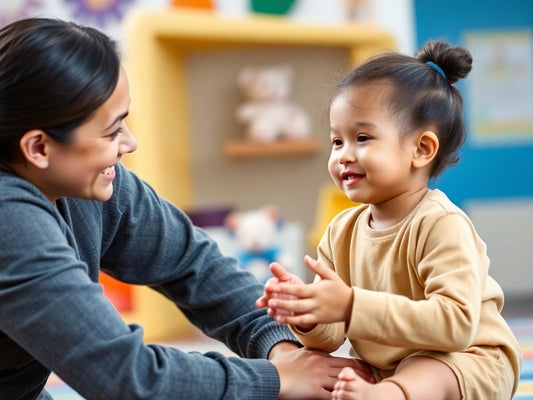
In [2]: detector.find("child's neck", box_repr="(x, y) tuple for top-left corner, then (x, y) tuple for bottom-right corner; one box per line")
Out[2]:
(369, 187), (429, 229)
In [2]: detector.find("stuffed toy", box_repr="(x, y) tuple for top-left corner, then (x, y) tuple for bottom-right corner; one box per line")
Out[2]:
(224, 206), (291, 283)
(235, 64), (311, 142)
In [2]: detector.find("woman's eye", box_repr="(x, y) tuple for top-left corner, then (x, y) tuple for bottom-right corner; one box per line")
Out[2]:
(108, 127), (122, 139)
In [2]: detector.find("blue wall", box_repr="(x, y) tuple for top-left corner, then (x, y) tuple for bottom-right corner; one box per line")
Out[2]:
(413, 0), (533, 206)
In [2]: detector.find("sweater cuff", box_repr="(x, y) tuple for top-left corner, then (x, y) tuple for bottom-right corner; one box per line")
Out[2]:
(253, 323), (301, 359)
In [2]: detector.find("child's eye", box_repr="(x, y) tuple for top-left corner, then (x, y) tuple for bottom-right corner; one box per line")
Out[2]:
(357, 134), (370, 142)
(331, 138), (343, 146)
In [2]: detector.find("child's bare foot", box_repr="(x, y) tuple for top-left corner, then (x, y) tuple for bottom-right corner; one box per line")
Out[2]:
(332, 367), (406, 400)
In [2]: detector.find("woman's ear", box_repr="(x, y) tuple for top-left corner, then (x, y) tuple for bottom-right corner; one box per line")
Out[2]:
(412, 130), (439, 169)
(19, 130), (51, 169)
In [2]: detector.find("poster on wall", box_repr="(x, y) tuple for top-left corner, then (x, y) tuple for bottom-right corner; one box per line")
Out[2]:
(0, 0), (42, 27)
(465, 31), (533, 145)
(64, 0), (135, 27)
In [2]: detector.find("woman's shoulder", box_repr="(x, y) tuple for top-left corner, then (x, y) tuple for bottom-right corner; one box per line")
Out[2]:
(0, 169), (50, 207)
(0, 171), (64, 245)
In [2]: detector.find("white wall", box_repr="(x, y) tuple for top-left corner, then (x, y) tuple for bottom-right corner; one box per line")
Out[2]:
(466, 199), (533, 297)
(217, 0), (415, 54)
(1, 0), (414, 53)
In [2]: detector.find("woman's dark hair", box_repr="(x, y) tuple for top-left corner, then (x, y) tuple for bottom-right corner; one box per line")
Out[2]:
(334, 40), (473, 178)
(0, 17), (120, 162)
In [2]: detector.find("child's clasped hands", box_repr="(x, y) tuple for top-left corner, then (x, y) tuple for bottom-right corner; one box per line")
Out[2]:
(256, 255), (354, 331)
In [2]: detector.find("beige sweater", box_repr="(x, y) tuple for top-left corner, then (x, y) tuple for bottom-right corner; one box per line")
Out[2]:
(293, 189), (521, 381)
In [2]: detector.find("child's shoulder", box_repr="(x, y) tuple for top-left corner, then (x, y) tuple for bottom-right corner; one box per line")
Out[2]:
(414, 189), (477, 237)
(421, 189), (467, 218)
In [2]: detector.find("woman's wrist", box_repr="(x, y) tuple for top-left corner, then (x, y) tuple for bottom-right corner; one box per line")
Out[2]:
(267, 341), (299, 360)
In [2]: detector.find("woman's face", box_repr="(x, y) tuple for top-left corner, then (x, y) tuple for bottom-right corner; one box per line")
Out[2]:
(43, 68), (137, 202)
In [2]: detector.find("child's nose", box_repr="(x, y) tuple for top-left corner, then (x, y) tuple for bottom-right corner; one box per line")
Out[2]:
(338, 146), (356, 164)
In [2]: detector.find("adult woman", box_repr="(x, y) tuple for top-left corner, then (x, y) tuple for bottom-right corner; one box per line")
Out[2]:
(0, 18), (367, 399)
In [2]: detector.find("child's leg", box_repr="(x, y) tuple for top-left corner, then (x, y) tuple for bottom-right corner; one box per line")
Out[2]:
(331, 356), (461, 400)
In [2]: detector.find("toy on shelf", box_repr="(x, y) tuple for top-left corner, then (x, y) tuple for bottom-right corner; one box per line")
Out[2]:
(344, 0), (374, 22)
(235, 64), (311, 143)
(224, 205), (292, 283)
(249, 0), (296, 16)
(171, 0), (214, 10)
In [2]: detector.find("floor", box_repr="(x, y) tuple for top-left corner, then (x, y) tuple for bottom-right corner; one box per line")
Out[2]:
(45, 295), (533, 399)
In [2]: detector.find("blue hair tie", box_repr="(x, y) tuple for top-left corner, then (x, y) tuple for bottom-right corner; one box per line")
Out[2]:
(426, 61), (446, 79)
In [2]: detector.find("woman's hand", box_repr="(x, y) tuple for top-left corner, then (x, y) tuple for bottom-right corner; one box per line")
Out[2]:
(269, 345), (375, 399)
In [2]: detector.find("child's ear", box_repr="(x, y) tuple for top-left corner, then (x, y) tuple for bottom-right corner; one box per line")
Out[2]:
(412, 130), (439, 169)
(19, 130), (51, 169)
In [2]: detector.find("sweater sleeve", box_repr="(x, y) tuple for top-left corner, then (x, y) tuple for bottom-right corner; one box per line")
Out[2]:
(98, 165), (298, 358)
(0, 167), (293, 400)
(345, 213), (482, 351)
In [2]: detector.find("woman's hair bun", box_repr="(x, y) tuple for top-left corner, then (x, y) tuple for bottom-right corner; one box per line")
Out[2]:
(415, 40), (473, 84)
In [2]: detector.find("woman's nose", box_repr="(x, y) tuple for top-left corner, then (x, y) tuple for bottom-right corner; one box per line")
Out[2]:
(119, 123), (137, 155)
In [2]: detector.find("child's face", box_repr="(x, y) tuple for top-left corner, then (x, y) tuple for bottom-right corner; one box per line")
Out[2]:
(40, 68), (137, 202)
(328, 84), (418, 206)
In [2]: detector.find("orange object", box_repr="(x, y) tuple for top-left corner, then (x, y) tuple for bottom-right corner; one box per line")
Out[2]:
(99, 271), (133, 312)
(172, 0), (214, 9)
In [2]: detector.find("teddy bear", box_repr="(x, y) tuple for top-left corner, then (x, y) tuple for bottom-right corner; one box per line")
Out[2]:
(224, 205), (292, 283)
(235, 64), (311, 142)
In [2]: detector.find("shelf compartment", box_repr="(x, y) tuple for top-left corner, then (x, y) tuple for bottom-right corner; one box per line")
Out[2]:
(224, 138), (319, 159)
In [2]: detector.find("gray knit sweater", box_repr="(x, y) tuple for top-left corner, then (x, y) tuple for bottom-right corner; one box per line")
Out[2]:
(0, 163), (296, 399)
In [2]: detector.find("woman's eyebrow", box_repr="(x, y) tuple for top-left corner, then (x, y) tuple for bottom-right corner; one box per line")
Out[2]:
(105, 111), (129, 130)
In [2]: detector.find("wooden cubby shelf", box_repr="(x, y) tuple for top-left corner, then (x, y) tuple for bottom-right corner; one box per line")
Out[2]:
(121, 9), (394, 340)
(125, 8), (394, 208)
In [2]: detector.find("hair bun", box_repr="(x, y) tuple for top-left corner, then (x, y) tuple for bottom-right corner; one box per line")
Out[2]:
(415, 40), (472, 84)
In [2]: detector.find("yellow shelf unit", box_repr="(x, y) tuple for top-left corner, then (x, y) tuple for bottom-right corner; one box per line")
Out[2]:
(121, 10), (394, 341)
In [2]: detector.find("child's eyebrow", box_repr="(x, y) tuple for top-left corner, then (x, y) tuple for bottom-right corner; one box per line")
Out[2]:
(330, 121), (376, 131)
(353, 121), (376, 129)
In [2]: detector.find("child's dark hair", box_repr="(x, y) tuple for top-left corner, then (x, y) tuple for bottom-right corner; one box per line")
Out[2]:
(334, 40), (473, 178)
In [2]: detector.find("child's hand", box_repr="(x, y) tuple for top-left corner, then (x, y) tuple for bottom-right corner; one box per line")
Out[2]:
(256, 262), (305, 318)
(265, 255), (354, 328)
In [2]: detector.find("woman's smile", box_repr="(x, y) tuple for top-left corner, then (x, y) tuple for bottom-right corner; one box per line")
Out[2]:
(100, 165), (116, 181)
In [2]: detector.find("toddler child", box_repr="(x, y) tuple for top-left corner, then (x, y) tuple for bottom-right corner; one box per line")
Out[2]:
(257, 40), (522, 400)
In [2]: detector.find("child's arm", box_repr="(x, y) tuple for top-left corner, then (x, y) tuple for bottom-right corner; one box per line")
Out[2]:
(262, 255), (354, 329)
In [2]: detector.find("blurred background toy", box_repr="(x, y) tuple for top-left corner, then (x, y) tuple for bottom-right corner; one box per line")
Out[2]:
(224, 205), (292, 283)
(235, 64), (311, 142)
(343, 0), (374, 22)
(249, 0), (296, 16)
